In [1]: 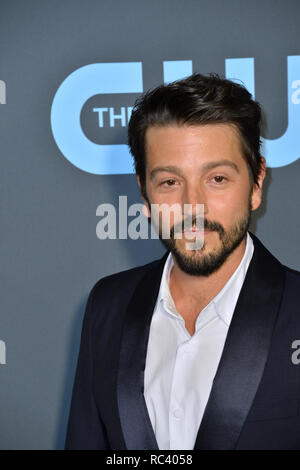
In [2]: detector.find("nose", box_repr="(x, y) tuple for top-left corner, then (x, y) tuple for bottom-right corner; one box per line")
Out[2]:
(182, 183), (208, 219)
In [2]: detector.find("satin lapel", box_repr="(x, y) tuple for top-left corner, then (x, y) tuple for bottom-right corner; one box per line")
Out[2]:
(117, 251), (169, 450)
(193, 232), (286, 449)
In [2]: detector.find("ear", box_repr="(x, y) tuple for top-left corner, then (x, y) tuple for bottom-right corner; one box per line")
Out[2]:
(136, 174), (151, 218)
(251, 157), (266, 211)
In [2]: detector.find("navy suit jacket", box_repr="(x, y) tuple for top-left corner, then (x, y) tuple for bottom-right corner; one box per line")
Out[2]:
(64, 232), (300, 450)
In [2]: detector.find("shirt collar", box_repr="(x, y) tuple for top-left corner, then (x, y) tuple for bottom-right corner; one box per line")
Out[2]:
(157, 231), (254, 326)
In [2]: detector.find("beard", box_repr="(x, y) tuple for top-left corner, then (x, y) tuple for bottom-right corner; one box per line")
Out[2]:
(155, 196), (252, 277)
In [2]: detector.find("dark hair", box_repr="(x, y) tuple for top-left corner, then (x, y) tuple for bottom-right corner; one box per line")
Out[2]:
(128, 73), (263, 200)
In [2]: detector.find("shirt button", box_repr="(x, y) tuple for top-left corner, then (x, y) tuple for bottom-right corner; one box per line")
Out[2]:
(173, 408), (183, 419)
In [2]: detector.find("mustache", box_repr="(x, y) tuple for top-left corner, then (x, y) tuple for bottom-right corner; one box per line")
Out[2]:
(171, 216), (225, 237)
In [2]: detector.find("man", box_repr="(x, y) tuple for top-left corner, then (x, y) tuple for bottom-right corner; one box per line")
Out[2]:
(65, 74), (300, 450)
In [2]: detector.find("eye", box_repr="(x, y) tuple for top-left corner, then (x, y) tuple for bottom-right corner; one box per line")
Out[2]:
(211, 175), (228, 184)
(161, 179), (178, 186)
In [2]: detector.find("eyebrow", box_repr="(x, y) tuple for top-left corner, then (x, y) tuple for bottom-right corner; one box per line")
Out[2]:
(149, 159), (240, 180)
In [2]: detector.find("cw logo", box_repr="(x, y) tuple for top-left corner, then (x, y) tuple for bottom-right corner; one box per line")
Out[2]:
(50, 57), (300, 175)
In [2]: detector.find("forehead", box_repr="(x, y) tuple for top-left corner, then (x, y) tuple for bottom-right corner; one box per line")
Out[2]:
(145, 123), (244, 163)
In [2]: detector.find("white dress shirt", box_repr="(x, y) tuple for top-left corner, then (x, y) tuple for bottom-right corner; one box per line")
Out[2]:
(144, 232), (254, 450)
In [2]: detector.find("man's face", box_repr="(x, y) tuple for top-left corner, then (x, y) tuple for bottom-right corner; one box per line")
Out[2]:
(140, 123), (265, 276)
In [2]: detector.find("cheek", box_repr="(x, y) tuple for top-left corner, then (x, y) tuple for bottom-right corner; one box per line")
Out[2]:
(146, 185), (183, 215)
(146, 195), (182, 230)
(209, 190), (249, 223)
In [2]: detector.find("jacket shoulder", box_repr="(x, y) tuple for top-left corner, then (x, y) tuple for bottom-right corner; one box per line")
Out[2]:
(87, 255), (164, 307)
(283, 264), (300, 287)
(82, 255), (166, 329)
(283, 265), (300, 277)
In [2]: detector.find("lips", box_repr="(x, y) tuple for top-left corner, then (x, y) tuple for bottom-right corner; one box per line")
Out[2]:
(183, 228), (211, 233)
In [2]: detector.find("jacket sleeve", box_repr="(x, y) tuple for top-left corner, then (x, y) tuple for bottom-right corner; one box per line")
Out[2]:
(64, 282), (110, 449)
